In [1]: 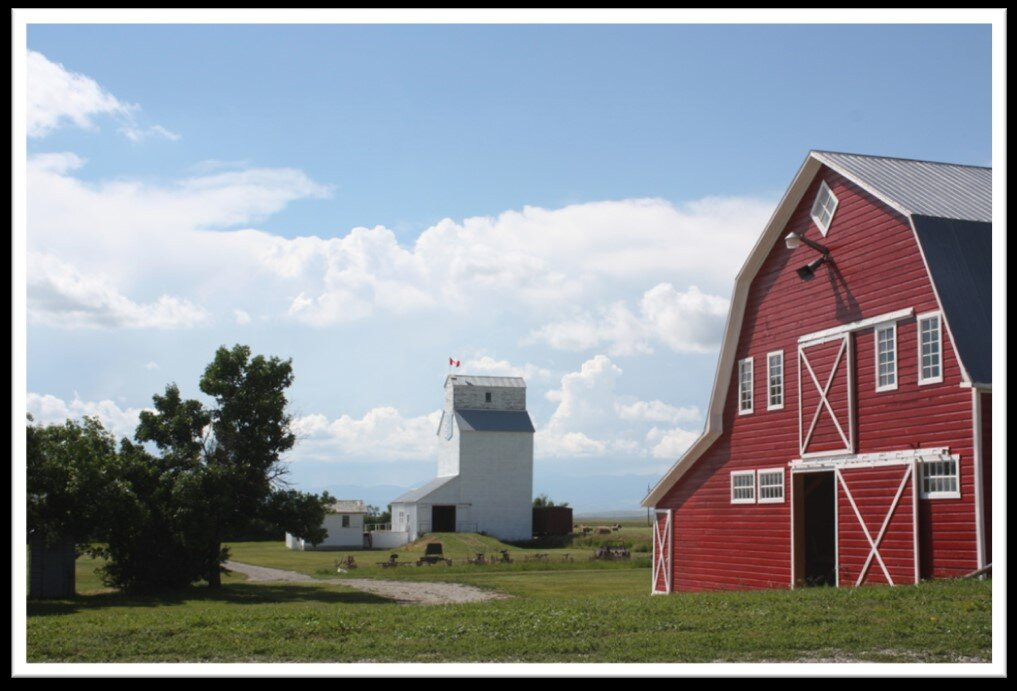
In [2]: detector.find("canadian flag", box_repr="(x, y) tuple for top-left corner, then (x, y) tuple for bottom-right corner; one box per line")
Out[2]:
(449, 357), (461, 367)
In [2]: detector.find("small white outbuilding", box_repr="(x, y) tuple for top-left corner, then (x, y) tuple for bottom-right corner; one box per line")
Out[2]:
(390, 375), (535, 542)
(285, 499), (368, 550)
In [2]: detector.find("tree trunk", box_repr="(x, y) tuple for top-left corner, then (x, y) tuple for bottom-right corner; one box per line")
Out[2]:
(207, 542), (222, 588)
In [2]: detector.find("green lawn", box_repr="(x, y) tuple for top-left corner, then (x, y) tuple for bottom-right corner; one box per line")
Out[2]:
(225, 537), (650, 582)
(26, 576), (992, 663)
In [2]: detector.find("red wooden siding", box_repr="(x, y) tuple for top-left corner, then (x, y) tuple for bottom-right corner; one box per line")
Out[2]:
(836, 465), (917, 586)
(981, 392), (992, 564)
(658, 165), (978, 591)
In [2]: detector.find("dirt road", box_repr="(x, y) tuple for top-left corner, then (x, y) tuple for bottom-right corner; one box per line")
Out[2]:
(224, 560), (508, 605)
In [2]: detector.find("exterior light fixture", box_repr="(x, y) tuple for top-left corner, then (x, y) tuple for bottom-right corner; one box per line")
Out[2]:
(784, 232), (831, 280)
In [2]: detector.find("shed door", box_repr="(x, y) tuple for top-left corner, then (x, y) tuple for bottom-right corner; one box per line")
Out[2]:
(799, 334), (854, 456)
(652, 509), (673, 594)
(431, 505), (457, 532)
(836, 463), (919, 586)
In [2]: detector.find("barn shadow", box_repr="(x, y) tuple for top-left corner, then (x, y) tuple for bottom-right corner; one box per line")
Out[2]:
(26, 581), (392, 617)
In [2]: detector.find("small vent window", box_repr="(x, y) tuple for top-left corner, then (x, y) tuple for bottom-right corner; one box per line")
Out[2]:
(810, 180), (839, 236)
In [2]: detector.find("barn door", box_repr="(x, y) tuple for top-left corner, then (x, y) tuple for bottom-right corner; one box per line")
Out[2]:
(836, 462), (919, 586)
(652, 509), (673, 594)
(799, 334), (855, 456)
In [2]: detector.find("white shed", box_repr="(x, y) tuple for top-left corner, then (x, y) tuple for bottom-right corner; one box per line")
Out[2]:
(285, 499), (368, 550)
(391, 375), (535, 542)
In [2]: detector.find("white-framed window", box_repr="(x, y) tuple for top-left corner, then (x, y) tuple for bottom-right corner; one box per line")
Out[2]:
(731, 471), (756, 504)
(758, 468), (786, 503)
(918, 312), (944, 385)
(875, 323), (898, 391)
(767, 350), (784, 410)
(738, 357), (754, 415)
(920, 456), (960, 499)
(810, 180), (839, 236)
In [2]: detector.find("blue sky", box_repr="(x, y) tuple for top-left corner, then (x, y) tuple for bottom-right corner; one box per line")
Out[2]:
(21, 20), (993, 512)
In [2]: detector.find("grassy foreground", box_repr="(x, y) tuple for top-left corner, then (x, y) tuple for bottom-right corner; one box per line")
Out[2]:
(26, 550), (992, 663)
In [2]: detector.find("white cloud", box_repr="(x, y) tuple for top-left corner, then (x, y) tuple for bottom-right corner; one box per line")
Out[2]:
(615, 399), (700, 424)
(143, 361), (159, 370)
(536, 355), (702, 469)
(26, 392), (149, 440)
(646, 426), (701, 459)
(27, 154), (768, 335)
(234, 309), (252, 325)
(528, 283), (729, 355)
(28, 253), (211, 329)
(27, 50), (176, 141)
(290, 407), (442, 463)
(459, 355), (553, 383)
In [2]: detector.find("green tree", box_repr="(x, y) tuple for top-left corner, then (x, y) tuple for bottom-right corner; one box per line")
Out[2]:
(532, 493), (570, 508)
(133, 344), (330, 588)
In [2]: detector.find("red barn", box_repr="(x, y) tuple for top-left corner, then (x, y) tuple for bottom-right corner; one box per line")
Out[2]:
(643, 151), (992, 593)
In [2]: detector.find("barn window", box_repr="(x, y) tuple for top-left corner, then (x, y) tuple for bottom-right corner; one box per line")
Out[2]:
(738, 357), (754, 414)
(918, 313), (943, 385)
(341, 515), (350, 528)
(758, 469), (785, 503)
(767, 351), (784, 410)
(875, 323), (898, 391)
(731, 471), (756, 504)
(485, 392), (492, 403)
(921, 457), (960, 499)
(810, 180), (839, 236)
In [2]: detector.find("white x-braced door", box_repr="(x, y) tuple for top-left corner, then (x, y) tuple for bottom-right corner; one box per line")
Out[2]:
(652, 509), (673, 594)
(836, 461), (919, 586)
(798, 334), (855, 457)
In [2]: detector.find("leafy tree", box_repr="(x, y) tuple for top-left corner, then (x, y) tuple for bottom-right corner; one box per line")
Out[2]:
(132, 344), (330, 588)
(27, 415), (119, 545)
(532, 493), (570, 508)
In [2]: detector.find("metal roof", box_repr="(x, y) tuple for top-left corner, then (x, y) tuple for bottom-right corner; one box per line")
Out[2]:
(390, 475), (459, 504)
(455, 409), (535, 433)
(911, 215), (992, 385)
(328, 500), (367, 514)
(445, 375), (526, 388)
(812, 151), (991, 222)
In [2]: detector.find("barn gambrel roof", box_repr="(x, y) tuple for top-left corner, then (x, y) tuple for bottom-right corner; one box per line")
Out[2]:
(642, 150), (993, 508)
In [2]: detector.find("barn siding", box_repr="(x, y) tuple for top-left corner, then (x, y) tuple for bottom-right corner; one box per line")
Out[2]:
(659, 166), (978, 592)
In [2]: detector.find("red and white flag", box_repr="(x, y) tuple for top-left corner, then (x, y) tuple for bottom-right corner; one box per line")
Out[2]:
(449, 357), (460, 368)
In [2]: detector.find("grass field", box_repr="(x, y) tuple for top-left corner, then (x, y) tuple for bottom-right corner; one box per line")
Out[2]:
(25, 540), (993, 663)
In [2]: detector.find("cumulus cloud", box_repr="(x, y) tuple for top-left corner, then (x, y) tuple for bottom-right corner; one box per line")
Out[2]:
(27, 154), (767, 335)
(234, 309), (252, 325)
(27, 50), (177, 141)
(290, 407), (442, 463)
(26, 392), (150, 440)
(28, 253), (211, 329)
(528, 283), (729, 355)
(646, 426), (701, 459)
(615, 399), (700, 424)
(536, 355), (702, 467)
(459, 355), (553, 383)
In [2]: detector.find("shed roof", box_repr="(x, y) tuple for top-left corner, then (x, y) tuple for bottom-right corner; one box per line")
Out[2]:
(445, 375), (526, 388)
(328, 500), (367, 514)
(455, 409), (535, 433)
(812, 150), (991, 222)
(390, 475), (458, 504)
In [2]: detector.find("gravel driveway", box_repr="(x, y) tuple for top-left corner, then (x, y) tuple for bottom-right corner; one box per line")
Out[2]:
(224, 560), (508, 606)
